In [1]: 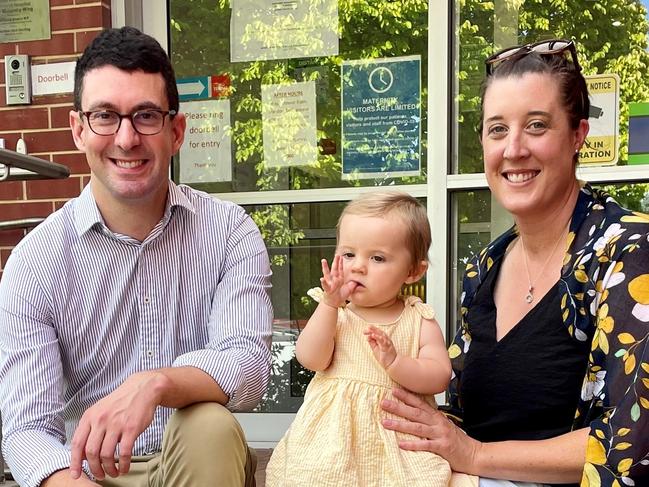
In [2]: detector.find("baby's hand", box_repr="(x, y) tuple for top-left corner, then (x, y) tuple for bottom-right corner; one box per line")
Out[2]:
(320, 255), (355, 308)
(364, 325), (397, 369)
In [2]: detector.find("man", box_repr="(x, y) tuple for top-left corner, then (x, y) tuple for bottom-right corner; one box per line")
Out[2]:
(0, 27), (272, 487)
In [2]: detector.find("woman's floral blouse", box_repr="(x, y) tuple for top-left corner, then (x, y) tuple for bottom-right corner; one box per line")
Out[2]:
(447, 184), (649, 486)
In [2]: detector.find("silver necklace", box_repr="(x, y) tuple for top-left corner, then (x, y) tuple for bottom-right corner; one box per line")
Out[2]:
(519, 224), (569, 304)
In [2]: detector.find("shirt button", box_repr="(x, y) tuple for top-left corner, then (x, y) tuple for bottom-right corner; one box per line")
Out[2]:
(147, 350), (154, 357)
(143, 296), (151, 304)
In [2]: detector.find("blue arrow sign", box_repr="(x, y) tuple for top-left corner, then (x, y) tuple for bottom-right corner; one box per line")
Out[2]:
(177, 76), (210, 101)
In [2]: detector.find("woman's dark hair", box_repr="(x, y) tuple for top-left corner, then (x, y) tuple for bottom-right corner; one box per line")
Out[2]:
(73, 27), (179, 113)
(479, 49), (590, 148)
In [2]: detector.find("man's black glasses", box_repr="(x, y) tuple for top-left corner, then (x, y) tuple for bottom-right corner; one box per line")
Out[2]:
(485, 39), (581, 76)
(79, 109), (177, 136)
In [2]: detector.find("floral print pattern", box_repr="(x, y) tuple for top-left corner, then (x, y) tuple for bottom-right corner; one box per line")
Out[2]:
(447, 184), (649, 486)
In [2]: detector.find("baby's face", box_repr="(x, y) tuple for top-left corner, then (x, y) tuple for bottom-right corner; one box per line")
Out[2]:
(336, 214), (415, 309)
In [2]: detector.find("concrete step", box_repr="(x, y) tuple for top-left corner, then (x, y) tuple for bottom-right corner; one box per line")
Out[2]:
(1, 449), (273, 486)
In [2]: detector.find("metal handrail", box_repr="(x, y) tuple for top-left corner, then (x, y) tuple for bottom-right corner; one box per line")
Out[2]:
(0, 218), (46, 231)
(0, 147), (70, 181)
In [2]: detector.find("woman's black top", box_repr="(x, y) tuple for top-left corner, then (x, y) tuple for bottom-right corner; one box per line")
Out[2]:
(460, 256), (589, 485)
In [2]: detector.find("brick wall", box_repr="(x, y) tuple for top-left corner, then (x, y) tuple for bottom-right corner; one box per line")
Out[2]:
(0, 1), (111, 277)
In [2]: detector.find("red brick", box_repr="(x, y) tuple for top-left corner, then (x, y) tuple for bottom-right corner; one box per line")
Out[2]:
(0, 201), (53, 221)
(51, 105), (75, 128)
(26, 176), (81, 200)
(32, 93), (75, 106)
(102, 5), (111, 28)
(0, 62), (4, 84)
(52, 152), (89, 175)
(0, 229), (24, 246)
(0, 133), (22, 150)
(51, 0), (74, 5)
(81, 175), (90, 187)
(0, 181), (24, 200)
(51, 6), (105, 31)
(0, 44), (17, 57)
(54, 199), (72, 210)
(24, 129), (76, 153)
(75, 29), (102, 53)
(1, 248), (12, 269)
(16, 34), (75, 57)
(0, 108), (49, 131)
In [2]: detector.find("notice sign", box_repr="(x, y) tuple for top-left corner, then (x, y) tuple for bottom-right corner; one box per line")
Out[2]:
(179, 100), (233, 184)
(579, 73), (619, 166)
(0, 0), (51, 43)
(31, 61), (75, 95)
(231, 0), (338, 62)
(262, 81), (317, 167)
(341, 56), (421, 179)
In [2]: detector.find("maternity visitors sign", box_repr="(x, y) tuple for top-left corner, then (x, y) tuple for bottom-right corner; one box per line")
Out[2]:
(341, 56), (421, 179)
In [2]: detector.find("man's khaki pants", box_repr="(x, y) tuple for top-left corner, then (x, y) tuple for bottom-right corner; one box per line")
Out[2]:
(99, 402), (256, 487)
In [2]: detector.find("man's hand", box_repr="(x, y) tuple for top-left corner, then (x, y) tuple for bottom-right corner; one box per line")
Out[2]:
(70, 370), (167, 480)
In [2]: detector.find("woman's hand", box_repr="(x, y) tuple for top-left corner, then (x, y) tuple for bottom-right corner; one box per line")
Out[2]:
(381, 388), (482, 474)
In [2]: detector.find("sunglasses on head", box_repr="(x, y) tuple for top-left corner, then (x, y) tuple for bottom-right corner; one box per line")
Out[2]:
(485, 39), (581, 75)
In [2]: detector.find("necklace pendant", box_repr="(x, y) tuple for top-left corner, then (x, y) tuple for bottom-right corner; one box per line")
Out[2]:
(525, 291), (533, 303)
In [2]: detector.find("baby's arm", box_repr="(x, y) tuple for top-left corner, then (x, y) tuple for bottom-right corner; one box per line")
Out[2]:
(365, 317), (451, 394)
(296, 256), (356, 372)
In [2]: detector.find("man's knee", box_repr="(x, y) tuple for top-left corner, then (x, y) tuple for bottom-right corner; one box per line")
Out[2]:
(160, 402), (255, 486)
(165, 402), (246, 449)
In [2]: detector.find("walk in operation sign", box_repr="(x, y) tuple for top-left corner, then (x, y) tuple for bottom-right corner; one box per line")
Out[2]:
(579, 73), (619, 166)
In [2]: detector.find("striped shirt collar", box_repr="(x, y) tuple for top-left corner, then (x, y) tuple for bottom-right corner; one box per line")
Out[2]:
(73, 181), (196, 237)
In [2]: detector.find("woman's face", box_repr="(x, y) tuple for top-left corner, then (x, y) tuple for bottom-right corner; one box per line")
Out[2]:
(481, 72), (589, 219)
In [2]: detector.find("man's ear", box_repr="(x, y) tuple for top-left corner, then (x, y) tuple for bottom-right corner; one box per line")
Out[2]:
(405, 260), (428, 284)
(69, 110), (86, 152)
(170, 112), (186, 155)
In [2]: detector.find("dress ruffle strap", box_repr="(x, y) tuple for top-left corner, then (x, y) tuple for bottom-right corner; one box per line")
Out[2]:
(307, 287), (324, 302)
(404, 295), (436, 320)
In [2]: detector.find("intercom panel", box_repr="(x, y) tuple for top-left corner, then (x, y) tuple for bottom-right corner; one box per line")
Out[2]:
(4, 55), (31, 105)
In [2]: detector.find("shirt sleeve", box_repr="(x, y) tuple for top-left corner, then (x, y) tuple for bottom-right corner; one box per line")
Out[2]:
(582, 235), (649, 484)
(172, 208), (273, 411)
(0, 251), (90, 487)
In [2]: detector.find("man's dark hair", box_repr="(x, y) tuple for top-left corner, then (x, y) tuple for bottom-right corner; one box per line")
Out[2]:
(73, 26), (179, 113)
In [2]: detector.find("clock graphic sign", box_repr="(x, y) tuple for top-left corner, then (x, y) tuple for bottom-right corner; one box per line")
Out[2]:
(368, 66), (394, 93)
(341, 55), (421, 178)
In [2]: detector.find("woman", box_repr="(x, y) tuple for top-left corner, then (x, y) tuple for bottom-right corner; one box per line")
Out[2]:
(381, 39), (649, 486)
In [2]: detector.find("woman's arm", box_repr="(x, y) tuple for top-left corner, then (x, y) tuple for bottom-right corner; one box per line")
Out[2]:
(365, 318), (451, 394)
(381, 388), (587, 483)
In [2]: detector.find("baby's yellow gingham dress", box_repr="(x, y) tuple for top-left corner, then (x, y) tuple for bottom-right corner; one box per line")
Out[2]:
(266, 295), (460, 487)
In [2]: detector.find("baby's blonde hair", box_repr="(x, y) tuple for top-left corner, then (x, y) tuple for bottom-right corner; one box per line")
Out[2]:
(336, 191), (431, 269)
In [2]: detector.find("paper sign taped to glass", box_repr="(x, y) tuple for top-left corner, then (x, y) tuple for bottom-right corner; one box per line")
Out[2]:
(262, 81), (318, 167)
(230, 0), (339, 62)
(341, 56), (422, 179)
(179, 99), (233, 183)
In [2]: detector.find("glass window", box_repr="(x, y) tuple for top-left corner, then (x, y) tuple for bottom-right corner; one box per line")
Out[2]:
(169, 1), (429, 193)
(455, 0), (649, 174)
(245, 199), (427, 413)
(168, 1), (432, 415)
